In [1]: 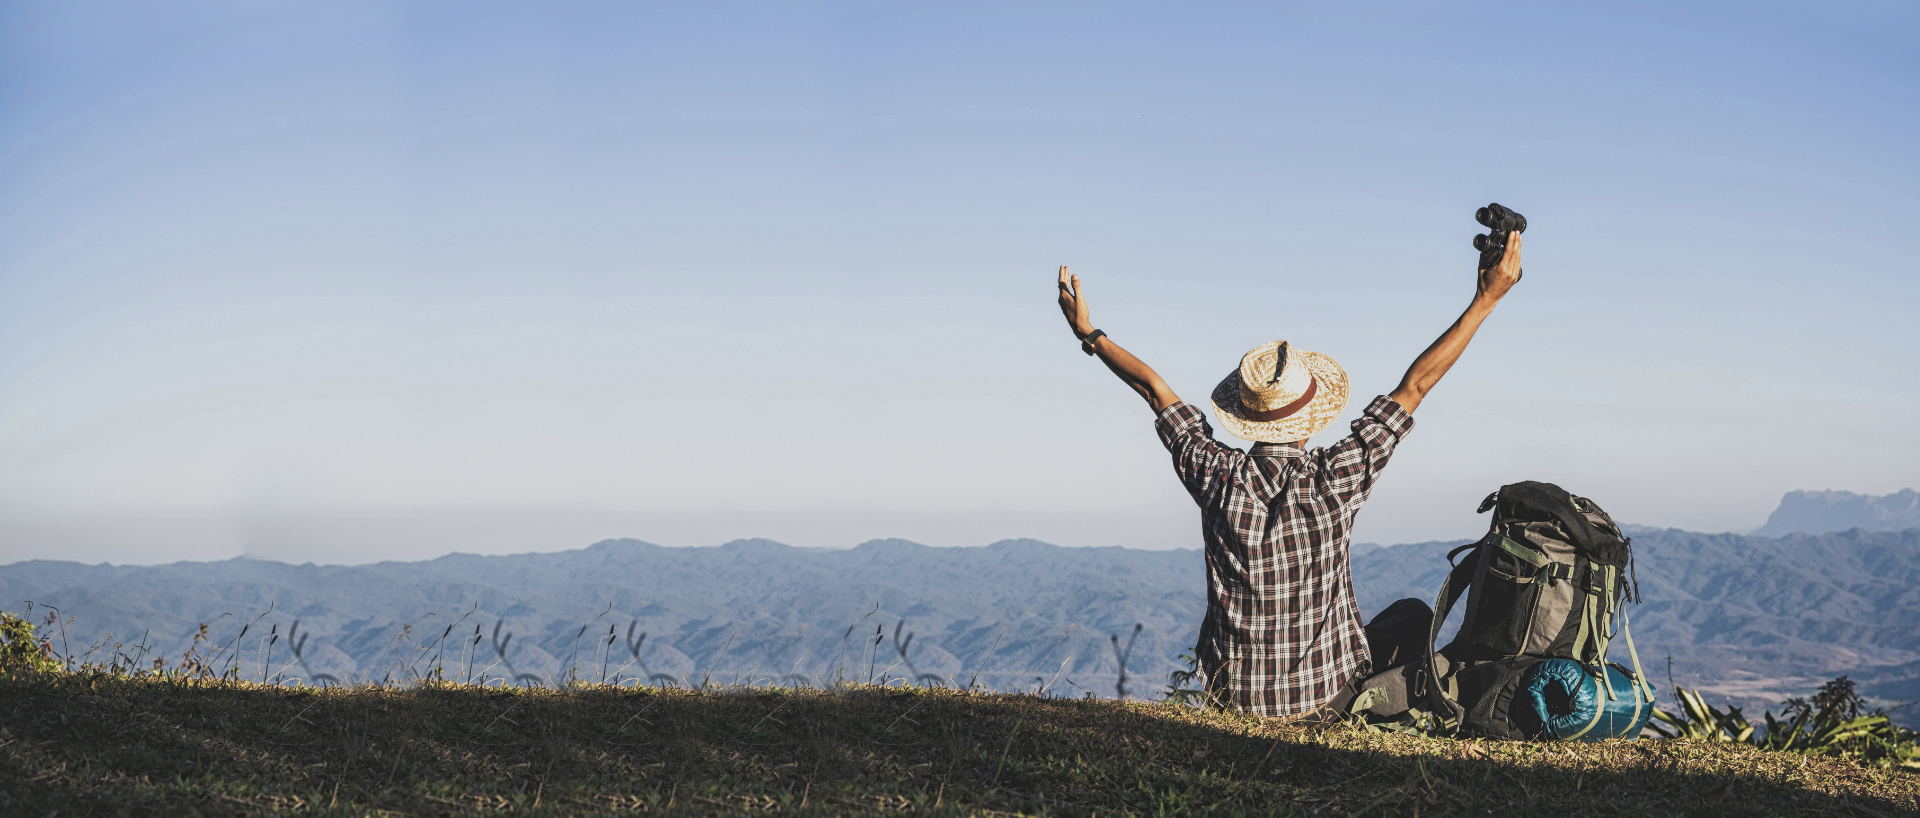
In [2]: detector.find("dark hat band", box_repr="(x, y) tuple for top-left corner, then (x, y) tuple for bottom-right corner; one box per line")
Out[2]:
(1241, 376), (1317, 422)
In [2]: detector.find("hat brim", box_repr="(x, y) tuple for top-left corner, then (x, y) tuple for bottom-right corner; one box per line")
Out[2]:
(1209, 350), (1350, 444)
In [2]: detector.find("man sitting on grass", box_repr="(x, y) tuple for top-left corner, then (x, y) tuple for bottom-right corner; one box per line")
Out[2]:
(1054, 232), (1523, 719)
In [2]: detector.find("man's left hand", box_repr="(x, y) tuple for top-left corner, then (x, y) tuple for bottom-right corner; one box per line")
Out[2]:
(1056, 265), (1094, 339)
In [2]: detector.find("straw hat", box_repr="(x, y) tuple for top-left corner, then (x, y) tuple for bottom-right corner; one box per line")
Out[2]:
(1209, 341), (1350, 443)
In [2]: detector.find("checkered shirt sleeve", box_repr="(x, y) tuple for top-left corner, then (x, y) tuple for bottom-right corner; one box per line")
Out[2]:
(1155, 395), (1414, 717)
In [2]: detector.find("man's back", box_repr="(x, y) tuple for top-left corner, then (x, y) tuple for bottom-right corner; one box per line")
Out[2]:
(1157, 395), (1412, 716)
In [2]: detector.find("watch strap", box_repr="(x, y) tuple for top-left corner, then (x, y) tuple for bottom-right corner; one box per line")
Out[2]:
(1081, 329), (1107, 355)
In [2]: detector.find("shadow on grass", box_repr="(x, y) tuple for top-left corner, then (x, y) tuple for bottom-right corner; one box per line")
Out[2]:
(0, 673), (1913, 817)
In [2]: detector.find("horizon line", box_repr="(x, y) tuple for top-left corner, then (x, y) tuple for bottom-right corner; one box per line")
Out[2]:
(13, 523), (1914, 570)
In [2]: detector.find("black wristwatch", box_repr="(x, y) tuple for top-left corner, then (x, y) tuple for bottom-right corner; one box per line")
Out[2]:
(1081, 329), (1107, 355)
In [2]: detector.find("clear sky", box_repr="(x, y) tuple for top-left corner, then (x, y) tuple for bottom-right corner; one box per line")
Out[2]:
(2, 1), (1915, 565)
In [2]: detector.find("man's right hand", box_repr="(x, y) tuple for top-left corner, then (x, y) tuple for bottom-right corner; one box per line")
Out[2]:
(1476, 231), (1523, 303)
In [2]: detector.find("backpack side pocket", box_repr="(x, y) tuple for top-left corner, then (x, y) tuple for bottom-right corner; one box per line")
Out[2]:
(1459, 535), (1548, 658)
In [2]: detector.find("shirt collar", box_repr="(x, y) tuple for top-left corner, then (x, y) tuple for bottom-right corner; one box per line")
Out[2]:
(1248, 441), (1304, 458)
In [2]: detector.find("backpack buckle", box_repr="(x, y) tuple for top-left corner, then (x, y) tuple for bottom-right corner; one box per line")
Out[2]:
(1536, 561), (1574, 586)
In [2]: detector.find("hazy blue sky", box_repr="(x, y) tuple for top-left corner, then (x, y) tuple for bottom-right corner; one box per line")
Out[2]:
(2, 1), (1915, 565)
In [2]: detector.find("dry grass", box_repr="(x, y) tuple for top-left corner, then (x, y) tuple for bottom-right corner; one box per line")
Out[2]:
(1, 671), (1915, 817)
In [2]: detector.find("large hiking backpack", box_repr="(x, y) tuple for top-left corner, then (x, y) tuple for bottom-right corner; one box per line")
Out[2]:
(1355, 481), (1657, 740)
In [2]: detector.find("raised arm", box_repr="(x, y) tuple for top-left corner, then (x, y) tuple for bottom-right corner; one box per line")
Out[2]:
(1388, 231), (1523, 414)
(1057, 266), (1181, 413)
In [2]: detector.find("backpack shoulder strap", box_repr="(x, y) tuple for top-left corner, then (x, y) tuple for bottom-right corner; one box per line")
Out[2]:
(1419, 543), (1479, 728)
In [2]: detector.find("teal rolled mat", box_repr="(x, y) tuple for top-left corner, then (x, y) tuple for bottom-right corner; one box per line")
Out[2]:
(1518, 659), (1656, 741)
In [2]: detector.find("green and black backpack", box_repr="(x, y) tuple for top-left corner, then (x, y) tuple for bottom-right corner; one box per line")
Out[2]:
(1355, 481), (1658, 740)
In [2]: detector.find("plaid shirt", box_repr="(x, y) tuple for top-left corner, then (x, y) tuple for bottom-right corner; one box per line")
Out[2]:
(1155, 395), (1414, 717)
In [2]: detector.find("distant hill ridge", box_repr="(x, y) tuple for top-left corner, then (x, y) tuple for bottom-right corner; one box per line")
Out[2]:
(1758, 488), (1920, 536)
(4, 526), (1919, 726)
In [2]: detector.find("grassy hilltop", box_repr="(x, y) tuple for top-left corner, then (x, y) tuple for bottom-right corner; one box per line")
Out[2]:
(2, 673), (1915, 817)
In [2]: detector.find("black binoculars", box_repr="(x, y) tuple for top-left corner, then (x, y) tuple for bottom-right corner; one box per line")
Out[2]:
(1472, 203), (1527, 272)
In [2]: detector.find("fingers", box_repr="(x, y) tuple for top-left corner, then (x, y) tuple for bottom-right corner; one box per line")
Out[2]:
(1071, 274), (1083, 302)
(1058, 265), (1071, 293)
(1503, 232), (1522, 268)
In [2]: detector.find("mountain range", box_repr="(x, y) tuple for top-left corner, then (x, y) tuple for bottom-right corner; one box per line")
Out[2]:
(1757, 489), (1920, 537)
(3, 491), (1917, 727)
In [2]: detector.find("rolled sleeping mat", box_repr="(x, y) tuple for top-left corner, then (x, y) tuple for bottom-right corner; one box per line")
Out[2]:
(1516, 659), (1656, 741)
